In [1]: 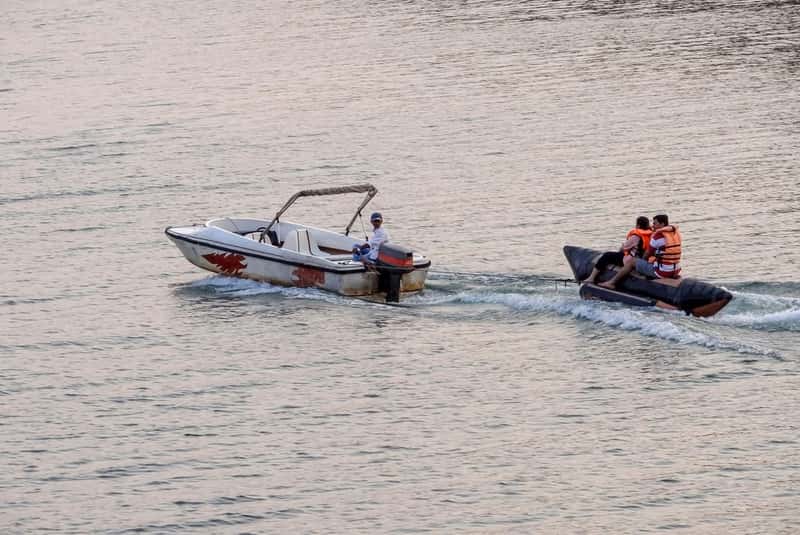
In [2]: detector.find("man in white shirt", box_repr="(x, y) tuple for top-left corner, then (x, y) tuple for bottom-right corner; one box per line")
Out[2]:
(352, 212), (390, 263)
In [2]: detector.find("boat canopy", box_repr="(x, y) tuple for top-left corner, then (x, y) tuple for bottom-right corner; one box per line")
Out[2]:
(265, 184), (378, 236)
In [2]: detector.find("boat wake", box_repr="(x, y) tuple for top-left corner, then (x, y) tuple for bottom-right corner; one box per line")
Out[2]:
(422, 283), (777, 357)
(427, 274), (800, 332)
(185, 275), (344, 304)
(710, 289), (800, 332)
(423, 274), (796, 357)
(179, 273), (797, 357)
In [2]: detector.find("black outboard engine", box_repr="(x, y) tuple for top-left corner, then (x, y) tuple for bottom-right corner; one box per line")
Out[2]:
(375, 243), (415, 303)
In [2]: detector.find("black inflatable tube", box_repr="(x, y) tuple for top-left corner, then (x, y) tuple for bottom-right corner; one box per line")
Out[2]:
(564, 245), (732, 317)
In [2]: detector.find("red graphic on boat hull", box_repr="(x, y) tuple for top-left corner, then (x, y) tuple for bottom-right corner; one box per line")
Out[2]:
(293, 266), (325, 287)
(203, 252), (247, 275)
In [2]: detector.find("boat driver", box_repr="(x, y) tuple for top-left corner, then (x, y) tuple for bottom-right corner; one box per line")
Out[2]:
(352, 212), (390, 263)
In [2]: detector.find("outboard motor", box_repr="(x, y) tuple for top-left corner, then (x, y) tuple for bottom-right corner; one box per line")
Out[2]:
(375, 243), (415, 303)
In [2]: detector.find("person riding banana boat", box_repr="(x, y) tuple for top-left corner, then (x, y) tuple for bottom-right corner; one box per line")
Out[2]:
(581, 216), (653, 285)
(598, 214), (681, 289)
(564, 214), (729, 317)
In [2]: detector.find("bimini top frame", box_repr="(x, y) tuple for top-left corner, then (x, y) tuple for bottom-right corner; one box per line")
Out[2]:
(264, 184), (378, 237)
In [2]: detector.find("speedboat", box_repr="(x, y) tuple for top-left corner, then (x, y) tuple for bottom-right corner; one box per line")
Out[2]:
(563, 245), (732, 317)
(166, 184), (431, 302)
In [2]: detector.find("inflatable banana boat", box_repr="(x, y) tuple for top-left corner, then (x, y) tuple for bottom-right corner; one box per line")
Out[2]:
(563, 246), (732, 317)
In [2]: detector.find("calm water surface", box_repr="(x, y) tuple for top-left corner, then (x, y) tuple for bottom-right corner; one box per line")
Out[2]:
(2, 1), (799, 533)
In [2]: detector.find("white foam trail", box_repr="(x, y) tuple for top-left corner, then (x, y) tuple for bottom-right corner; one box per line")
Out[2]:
(710, 290), (800, 331)
(186, 278), (778, 355)
(189, 276), (284, 296)
(452, 291), (777, 356)
(189, 276), (338, 302)
(713, 308), (800, 330)
(727, 289), (800, 307)
(188, 276), (401, 308)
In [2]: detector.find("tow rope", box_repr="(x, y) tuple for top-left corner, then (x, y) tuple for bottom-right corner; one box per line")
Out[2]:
(428, 269), (578, 288)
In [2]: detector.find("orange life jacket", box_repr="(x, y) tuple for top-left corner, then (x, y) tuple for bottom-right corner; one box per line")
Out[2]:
(624, 228), (653, 258)
(651, 225), (682, 277)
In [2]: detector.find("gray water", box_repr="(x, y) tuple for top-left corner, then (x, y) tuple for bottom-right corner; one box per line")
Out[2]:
(2, 0), (800, 532)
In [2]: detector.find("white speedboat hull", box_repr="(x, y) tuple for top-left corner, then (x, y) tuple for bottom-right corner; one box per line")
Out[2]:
(166, 219), (429, 298)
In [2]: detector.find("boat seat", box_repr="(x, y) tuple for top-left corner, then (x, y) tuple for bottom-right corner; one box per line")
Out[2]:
(282, 229), (325, 256)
